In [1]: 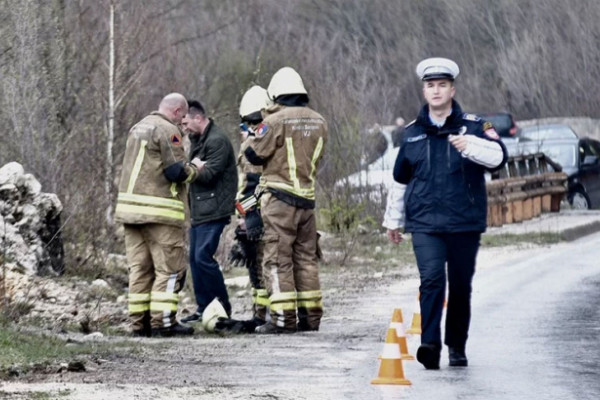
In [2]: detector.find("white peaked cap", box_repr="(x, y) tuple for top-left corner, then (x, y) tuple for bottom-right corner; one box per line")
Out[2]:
(416, 57), (460, 81)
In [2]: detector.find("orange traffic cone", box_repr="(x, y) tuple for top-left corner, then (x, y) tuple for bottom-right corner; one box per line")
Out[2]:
(406, 294), (421, 335)
(371, 328), (412, 385)
(390, 309), (414, 360)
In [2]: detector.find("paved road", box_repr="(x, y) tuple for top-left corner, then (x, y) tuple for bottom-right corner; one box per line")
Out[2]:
(378, 232), (600, 400)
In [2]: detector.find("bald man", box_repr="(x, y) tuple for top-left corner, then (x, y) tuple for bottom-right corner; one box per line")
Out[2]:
(115, 92), (198, 337)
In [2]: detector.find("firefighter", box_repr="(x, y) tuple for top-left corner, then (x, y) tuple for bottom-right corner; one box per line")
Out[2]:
(115, 92), (196, 337)
(228, 85), (272, 326)
(244, 67), (328, 334)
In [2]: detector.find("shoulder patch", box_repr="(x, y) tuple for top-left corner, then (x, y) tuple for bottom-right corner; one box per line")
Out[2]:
(484, 127), (500, 140)
(256, 123), (269, 138)
(406, 134), (427, 143)
(170, 133), (182, 146)
(463, 113), (481, 122)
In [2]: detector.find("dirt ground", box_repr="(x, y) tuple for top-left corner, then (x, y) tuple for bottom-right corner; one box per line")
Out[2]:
(0, 234), (547, 400)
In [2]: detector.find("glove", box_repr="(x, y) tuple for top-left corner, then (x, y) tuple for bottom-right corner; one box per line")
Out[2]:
(245, 208), (264, 241)
(227, 240), (247, 268)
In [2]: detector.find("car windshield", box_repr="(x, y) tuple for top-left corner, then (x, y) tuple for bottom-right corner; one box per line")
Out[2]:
(520, 125), (576, 140)
(522, 142), (577, 168)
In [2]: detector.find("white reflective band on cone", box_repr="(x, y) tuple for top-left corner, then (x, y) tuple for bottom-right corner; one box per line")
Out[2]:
(381, 343), (402, 359)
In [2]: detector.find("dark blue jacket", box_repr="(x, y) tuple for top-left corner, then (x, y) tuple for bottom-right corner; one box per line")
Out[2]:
(393, 100), (508, 233)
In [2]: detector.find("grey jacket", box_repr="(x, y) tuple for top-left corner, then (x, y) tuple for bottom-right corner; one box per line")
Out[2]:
(188, 119), (238, 225)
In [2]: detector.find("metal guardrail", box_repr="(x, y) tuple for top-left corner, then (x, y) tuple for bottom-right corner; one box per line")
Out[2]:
(486, 153), (567, 227)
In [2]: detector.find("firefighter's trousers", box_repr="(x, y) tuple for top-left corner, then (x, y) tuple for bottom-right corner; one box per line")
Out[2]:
(246, 239), (268, 322)
(260, 192), (323, 330)
(124, 223), (186, 330)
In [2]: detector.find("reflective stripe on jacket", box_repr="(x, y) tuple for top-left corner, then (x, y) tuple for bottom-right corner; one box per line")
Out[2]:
(115, 112), (187, 227)
(246, 104), (327, 201)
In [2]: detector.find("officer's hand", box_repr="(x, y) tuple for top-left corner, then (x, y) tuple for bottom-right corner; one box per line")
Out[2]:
(245, 208), (264, 241)
(387, 229), (404, 244)
(448, 134), (468, 152)
(228, 241), (247, 267)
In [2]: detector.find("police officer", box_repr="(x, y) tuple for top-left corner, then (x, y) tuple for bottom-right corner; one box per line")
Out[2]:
(229, 85), (272, 326)
(389, 58), (508, 368)
(115, 93), (196, 337)
(245, 67), (327, 334)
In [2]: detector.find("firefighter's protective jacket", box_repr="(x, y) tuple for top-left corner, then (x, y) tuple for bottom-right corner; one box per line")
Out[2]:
(244, 104), (327, 202)
(115, 112), (189, 227)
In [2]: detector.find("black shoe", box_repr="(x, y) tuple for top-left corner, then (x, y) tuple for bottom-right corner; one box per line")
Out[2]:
(448, 347), (468, 367)
(180, 312), (202, 324)
(416, 343), (441, 370)
(151, 323), (194, 337)
(297, 320), (319, 332)
(255, 323), (296, 334)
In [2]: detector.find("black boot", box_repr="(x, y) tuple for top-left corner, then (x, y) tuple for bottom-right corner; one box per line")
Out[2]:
(255, 322), (296, 334)
(416, 343), (441, 370)
(448, 346), (468, 367)
(151, 323), (194, 337)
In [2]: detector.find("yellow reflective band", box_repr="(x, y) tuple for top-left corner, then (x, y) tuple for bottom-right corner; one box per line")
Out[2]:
(129, 303), (150, 313)
(128, 293), (151, 302)
(127, 140), (148, 193)
(251, 288), (258, 296)
(266, 182), (315, 199)
(150, 302), (178, 312)
(309, 137), (324, 183)
(296, 290), (322, 300)
(256, 289), (269, 297)
(151, 292), (179, 302)
(270, 291), (297, 303)
(270, 302), (297, 312)
(297, 300), (323, 309)
(118, 193), (184, 210)
(285, 137), (300, 190)
(115, 203), (185, 221)
(256, 297), (270, 306)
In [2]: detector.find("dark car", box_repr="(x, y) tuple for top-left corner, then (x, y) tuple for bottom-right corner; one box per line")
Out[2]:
(518, 137), (600, 209)
(519, 123), (578, 141)
(476, 112), (520, 138)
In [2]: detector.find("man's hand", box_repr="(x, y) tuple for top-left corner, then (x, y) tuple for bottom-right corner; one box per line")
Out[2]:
(190, 157), (206, 171)
(448, 134), (468, 152)
(387, 229), (404, 244)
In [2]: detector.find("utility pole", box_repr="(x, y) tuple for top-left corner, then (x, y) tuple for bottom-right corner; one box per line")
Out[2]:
(105, 0), (116, 226)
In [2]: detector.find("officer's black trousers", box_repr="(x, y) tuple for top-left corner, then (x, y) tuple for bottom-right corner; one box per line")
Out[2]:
(412, 231), (480, 348)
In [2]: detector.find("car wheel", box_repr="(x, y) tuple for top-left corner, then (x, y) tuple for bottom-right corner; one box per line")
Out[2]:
(569, 189), (591, 210)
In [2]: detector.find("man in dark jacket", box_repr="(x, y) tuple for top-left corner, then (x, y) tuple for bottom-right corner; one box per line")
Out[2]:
(180, 100), (238, 323)
(389, 58), (508, 369)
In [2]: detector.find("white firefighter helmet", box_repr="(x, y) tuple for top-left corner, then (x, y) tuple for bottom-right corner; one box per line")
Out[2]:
(202, 298), (228, 333)
(239, 85), (271, 119)
(267, 67), (307, 100)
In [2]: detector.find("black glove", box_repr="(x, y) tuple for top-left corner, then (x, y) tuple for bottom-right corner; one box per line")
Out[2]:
(245, 208), (264, 241)
(227, 240), (247, 268)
